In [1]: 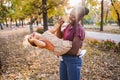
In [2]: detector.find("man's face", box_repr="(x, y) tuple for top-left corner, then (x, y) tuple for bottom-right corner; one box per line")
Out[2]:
(69, 13), (76, 25)
(69, 9), (83, 25)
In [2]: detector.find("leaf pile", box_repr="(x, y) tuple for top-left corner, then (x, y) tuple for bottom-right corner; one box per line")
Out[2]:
(0, 28), (120, 80)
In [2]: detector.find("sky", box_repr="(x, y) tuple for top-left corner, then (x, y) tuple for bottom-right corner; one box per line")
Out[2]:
(69, 0), (81, 6)
(67, 0), (83, 14)
(69, 0), (117, 6)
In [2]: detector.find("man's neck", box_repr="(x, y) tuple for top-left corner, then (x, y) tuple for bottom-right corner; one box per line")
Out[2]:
(71, 23), (79, 27)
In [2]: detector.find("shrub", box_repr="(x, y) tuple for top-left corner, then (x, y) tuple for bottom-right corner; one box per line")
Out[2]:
(100, 40), (116, 50)
(114, 42), (120, 53)
(86, 38), (120, 53)
(36, 27), (44, 34)
(96, 21), (106, 26)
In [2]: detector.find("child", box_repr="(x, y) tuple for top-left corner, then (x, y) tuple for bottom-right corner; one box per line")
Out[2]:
(27, 21), (86, 57)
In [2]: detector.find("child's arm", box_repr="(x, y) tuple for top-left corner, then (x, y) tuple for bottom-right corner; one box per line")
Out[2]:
(32, 39), (46, 48)
(39, 39), (54, 51)
(49, 23), (61, 34)
(49, 18), (64, 34)
(28, 38), (54, 51)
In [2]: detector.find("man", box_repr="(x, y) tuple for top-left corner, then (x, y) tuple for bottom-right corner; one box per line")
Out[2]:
(56, 5), (89, 80)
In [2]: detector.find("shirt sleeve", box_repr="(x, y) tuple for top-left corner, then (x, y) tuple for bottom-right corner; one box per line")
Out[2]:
(74, 27), (85, 41)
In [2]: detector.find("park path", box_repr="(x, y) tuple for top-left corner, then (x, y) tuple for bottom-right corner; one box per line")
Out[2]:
(86, 31), (120, 43)
(1, 26), (120, 43)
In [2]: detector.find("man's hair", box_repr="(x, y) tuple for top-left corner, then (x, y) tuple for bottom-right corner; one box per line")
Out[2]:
(71, 5), (89, 18)
(84, 7), (89, 16)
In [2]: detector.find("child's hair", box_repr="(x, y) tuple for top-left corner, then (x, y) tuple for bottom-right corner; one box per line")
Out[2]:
(23, 35), (36, 48)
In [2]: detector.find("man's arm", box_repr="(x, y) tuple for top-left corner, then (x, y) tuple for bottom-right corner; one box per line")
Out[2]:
(66, 36), (83, 56)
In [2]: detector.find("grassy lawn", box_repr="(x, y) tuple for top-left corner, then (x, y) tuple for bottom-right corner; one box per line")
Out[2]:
(0, 28), (120, 80)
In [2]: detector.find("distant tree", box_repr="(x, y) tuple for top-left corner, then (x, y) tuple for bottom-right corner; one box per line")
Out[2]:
(21, 0), (68, 33)
(111, 0), (120, 28)
(100, 0), (104, 31)
(0, 0), (9, 29)
(85, 0), (101, 25)
(7, 0), (68, 33)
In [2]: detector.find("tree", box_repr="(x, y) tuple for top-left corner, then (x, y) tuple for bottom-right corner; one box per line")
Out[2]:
(1, 0), (68, 32)
(85, 0), (100, 24)
(18, 0), (68, 33)
(111, 0), (120, 28)
(0, 0), (9, 29)
(100, 0), (104, 31)
(42, 0), (47, 31)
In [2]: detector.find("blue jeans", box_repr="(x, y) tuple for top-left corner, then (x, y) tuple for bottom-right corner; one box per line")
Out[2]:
(60, 54), (82, 80)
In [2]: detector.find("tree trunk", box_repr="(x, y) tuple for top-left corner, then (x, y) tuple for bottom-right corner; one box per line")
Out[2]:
(111, 0), (120, 28)
(100, 0), (104, 31)
(10, 18), (12, 28)
(5, 18), (8, 28)
(81, 0), (86, 26)
(19, 20), (21, 27)
(0, 23), (3, 30)
(105, 9), (109, 23)
(36, 20), (39, 26)
(117, 13), (120, 28)
(29, 17), (34, 33)
(21, 20), (24, 27)
(115, 10), (120, 27)
(29, 16), (39, 33)
(30, 24), (33, 33)
(0, 60), (2, 75)
(15, 20), (19, 27)
(42, 0), (48, 31)
(118, 18), (120, 28)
